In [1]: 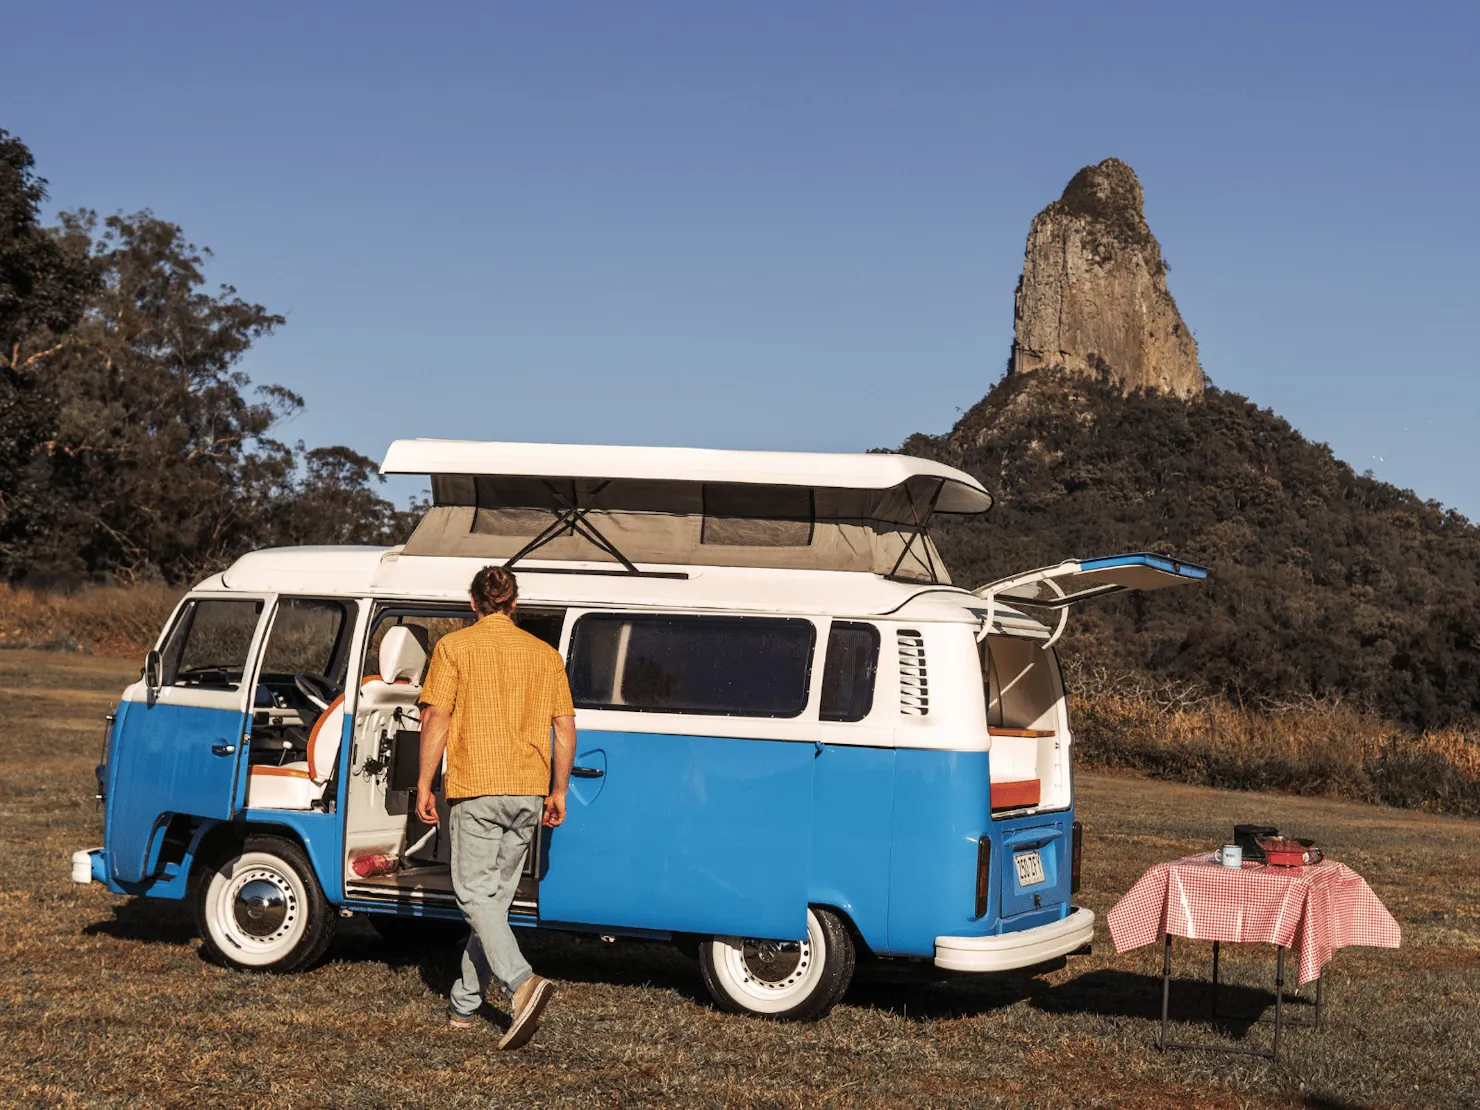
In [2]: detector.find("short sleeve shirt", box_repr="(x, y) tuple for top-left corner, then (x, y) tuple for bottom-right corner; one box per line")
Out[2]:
(418, 613), (575, 799)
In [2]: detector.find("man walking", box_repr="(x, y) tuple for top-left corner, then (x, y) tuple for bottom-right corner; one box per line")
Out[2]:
(416, 566), (576, 1050)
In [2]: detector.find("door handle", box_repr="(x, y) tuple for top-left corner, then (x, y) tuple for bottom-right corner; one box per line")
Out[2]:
(571, 765), (604, 779)
(211, 743), (237, 756)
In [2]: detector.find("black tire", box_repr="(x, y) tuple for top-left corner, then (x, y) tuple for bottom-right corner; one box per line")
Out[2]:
(195, 834), (336, 972)
(367, 912), (469, 951)
(698, 907), (855, 1021)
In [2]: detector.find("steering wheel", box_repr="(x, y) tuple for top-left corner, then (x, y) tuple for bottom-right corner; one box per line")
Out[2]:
(294, 672), (340, 712)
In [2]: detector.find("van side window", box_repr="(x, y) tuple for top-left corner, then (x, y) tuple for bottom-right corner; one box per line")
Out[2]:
(819, 622), (880, 722)
(260, 599), (351, 681)
(161, 599), (264, 690)
(569, 614), (815, 717)
(359, 607), (566, 682)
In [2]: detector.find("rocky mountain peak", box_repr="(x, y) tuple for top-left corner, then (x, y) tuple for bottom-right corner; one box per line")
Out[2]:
(1010, 158), (1204, 400)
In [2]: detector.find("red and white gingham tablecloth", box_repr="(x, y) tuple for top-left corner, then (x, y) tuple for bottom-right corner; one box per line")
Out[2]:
(1106, 854), (1401, 984)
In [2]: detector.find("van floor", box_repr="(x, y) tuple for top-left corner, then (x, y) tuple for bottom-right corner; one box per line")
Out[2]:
(348, 862), (454, 896)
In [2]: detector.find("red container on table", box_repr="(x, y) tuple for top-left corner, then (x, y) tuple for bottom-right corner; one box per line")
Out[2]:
(1256, 837), (1322, 867)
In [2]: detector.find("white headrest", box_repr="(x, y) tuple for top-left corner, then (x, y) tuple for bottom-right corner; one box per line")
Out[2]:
(379, 626), (428, 685)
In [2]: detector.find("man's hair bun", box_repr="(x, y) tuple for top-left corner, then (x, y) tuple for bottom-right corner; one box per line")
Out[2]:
(470, 566), (519, 616)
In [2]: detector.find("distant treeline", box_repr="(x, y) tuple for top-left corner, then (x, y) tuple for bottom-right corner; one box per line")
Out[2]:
(905, 373), (1480, 732)
(0, 129), (414, 585)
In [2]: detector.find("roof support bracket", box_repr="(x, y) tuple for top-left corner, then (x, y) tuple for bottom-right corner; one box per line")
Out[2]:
(886, 480), (946, 584)
(502, 480), (643, 575)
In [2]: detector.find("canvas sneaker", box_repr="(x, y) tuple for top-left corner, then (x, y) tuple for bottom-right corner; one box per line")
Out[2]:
(498, 975), (554, 1051)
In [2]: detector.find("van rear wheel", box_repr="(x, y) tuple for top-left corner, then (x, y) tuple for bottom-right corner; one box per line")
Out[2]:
(698, 907), (855, 1021)
(196, 835), (335, 972)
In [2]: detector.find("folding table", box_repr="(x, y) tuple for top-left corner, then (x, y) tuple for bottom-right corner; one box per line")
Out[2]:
(1106, 853), (1400, 1060)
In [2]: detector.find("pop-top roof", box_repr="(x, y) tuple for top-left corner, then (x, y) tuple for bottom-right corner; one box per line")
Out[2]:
(380, 439), (993, 515)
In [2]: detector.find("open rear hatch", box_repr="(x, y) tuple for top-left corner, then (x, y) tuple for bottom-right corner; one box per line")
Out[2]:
(975, 553), (1208, 815)
(975, 552), (1208, 649)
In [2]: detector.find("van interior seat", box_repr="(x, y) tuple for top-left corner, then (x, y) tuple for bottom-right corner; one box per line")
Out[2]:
(246, 694), (348, 810)
(359, 625), (429, 707)
(990, 779), (1041, 810)
(247, 628), (432, 810)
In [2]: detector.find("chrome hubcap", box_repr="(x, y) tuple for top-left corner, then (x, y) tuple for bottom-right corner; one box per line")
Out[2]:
(741, 938), (807, 988)
(234, 878), (288, 937)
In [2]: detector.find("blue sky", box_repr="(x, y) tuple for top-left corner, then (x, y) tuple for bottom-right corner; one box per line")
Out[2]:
(7, 2), (1479, 514)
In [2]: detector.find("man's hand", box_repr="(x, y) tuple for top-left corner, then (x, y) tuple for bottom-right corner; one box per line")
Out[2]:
(544, 714), (576, 829)
(416, 705), (451, 827)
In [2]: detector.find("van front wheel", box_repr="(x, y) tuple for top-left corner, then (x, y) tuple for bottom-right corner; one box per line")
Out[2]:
(698, 907), (855, 1021)
(196, 835), (335, 972)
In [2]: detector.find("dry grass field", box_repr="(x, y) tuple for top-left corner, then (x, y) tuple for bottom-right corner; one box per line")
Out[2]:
(2, 650), (1477, 1110)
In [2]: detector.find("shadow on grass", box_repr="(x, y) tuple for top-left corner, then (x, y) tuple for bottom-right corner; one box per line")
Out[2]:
(82, 897), (196, 946)
(84, 901), (1317, 1039)
(842, 971), (1037, 1019)
(330, 918), (715, 1011)
(1030, 968), (1321, 1041)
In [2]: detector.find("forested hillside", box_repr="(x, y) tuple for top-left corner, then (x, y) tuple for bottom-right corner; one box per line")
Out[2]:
(903, 373), (1480, 730)
(0, 129), (412, 585)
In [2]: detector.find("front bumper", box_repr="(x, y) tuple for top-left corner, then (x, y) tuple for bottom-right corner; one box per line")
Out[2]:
(934, 907), (1095, 972)
(71, 848), (105, 885)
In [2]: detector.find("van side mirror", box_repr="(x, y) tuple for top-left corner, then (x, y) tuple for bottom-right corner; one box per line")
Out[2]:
(144, 649), (162, 696)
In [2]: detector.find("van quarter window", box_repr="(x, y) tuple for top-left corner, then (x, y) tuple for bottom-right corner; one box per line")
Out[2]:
(161, 599), (264, 690)
(819, 622), (880, 723)
(569, 614), (815, 717)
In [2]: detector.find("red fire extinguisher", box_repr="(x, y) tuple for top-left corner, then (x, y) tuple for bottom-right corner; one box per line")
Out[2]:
(351, 853), (398, 878)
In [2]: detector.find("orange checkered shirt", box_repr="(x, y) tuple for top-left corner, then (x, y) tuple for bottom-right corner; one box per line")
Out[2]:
(418, 613), (575, 799)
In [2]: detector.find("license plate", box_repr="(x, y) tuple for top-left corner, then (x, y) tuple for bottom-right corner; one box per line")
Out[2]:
(1014, 850), (1046, 887)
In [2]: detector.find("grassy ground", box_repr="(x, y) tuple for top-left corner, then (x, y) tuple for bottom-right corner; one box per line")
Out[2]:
(2, 651), (1477, 1110)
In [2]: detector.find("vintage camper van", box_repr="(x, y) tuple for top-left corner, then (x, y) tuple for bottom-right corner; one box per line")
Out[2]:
(73, 440), (1205, 1020)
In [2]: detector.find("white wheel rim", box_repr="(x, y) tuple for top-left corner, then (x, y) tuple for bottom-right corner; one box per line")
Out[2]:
(713, 909), (827, 1014)
(206, 851), (308, 967)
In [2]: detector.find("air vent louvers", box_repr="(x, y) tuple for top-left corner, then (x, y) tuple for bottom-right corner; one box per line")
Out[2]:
(897, 629), (929, 716)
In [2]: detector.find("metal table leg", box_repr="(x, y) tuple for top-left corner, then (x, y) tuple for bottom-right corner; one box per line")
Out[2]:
(1158, 935), (1319, 1060)
(1212, 939), (1323, 1029)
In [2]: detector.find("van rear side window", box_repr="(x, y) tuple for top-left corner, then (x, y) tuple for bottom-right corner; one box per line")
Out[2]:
(819, 622), (880, 722)
(569, 614), (815, 717)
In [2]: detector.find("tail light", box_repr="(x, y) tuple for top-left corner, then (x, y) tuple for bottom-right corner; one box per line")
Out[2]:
(975, 836), (991, 918)
(1071, 820), (1083, 894)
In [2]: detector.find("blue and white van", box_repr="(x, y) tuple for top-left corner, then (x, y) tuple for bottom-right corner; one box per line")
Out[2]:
(74, 440), (1205, 1020)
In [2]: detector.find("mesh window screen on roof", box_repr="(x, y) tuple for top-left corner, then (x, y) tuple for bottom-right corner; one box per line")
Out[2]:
(472, 476), (579, 537)
(701, 484), (814, 547)
(569, 614), (815, 717)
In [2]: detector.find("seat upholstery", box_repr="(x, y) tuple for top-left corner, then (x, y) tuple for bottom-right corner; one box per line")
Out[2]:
(248, 625), (429, 810)
(376, 625), (429, 685)
(359, 624), (428, 712)
(246, 694), (348, 809)
(989, 779), (1041, 810)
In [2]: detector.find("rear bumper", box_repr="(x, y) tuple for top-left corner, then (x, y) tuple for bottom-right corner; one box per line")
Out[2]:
(934, 907), (1095, 972)
(71, 848), (106, 885)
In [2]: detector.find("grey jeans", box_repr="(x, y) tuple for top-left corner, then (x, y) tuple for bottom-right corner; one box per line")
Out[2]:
(448, 795), (541, 1016)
